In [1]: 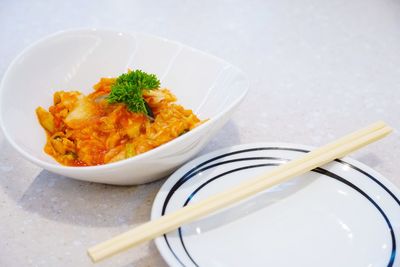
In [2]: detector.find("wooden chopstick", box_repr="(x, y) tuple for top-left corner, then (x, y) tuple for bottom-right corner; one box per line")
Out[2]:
(87, 121), (391, 262)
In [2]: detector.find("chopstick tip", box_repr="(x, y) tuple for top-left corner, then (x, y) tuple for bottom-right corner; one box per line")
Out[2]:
(87, 248), (98, 263)
(372, 120), (387, 128)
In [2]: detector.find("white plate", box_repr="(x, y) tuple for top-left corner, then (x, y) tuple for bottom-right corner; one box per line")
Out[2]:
(151, 143), (400, 267)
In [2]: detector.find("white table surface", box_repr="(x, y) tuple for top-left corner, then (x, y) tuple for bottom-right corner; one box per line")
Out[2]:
(1, 0), (399, 266)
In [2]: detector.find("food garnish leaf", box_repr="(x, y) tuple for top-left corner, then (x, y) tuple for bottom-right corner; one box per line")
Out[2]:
(107, 70), (160, 115)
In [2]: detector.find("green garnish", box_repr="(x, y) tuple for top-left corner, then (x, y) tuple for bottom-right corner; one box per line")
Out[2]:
(107, 70), (160, 115)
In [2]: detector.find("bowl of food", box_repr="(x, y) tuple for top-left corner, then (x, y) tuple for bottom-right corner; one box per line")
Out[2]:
(0, 29), (248, 185)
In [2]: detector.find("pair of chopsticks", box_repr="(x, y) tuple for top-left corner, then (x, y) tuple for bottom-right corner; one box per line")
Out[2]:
(88, 121), (392, 262)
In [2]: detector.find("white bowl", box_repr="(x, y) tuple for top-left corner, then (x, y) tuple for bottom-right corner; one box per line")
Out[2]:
(0, 29), (248, 185)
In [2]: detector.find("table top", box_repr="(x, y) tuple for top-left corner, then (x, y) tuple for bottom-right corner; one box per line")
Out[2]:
(1, 0), (399, 266)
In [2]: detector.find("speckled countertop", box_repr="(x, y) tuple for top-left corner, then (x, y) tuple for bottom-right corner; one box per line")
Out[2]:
(1, 0), (400, 266)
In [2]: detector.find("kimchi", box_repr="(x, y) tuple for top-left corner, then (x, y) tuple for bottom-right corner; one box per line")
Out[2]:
(36, 77), (202, 166)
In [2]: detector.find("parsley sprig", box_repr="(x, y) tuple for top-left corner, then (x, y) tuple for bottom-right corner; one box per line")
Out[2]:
(107, 70), (160, 115)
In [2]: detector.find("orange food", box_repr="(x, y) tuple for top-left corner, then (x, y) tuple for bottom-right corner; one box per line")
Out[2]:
(36, 77), (202, 166)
